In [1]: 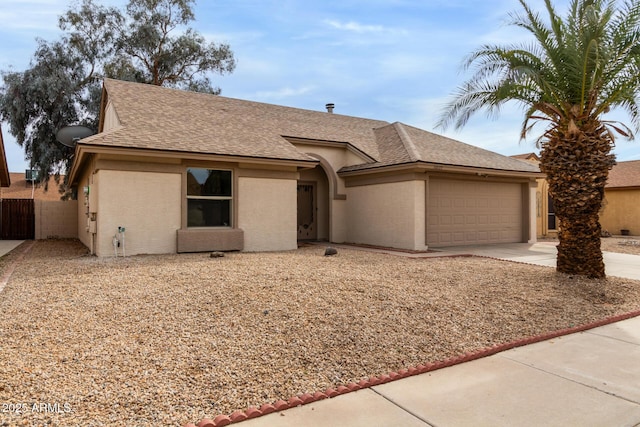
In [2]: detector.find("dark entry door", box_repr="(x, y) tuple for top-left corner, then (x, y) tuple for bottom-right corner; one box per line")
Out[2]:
(297, 182), (317, 240)
(1, 199), (35, 240)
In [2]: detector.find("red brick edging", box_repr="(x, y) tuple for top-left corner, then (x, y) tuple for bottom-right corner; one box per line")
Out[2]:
(185, 308), (640, 427)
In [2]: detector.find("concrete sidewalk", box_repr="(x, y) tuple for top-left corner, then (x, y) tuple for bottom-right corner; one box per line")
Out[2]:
(233, 243), (640, 427)
(0, 240), (25, 257)
(238, 317), (640, 427)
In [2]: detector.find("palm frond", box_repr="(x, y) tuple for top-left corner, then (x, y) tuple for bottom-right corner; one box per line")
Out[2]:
(438, 0), (640, 145)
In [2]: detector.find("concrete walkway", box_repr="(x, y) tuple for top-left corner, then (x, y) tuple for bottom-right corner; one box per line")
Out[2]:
(234, 243), (640, 427)
(0, 240), (25, 257)
(0, 240), (27, 293)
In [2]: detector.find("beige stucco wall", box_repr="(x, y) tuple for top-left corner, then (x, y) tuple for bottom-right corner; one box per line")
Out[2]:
(35, 200), (78, 239)
(237, 177), (297, 251)
(346, 180), (427, 250)
(292, 143), (367, 179)
(534, 178), (558, 238)
(526, 181), (537, 243)
(291, 143), (361, 243)
(331, 199), (348, 243)
(600, 189), (640, 235)
(94, 170), (181, 256)
(76, 165), (94, 251)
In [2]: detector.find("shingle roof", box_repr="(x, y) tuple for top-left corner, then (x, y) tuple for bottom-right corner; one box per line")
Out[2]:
(341, 122), (540, 173)
(607, 160), (640, 188)
(511, 153), (540, 162)
(83, 79), (386, 163)
(78, 79), (539, 174)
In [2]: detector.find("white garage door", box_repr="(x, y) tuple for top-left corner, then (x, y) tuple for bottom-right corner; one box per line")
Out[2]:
(428, 179), (523, 247)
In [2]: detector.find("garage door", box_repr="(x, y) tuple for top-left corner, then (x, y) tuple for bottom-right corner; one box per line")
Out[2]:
(428, 179), (522, 247)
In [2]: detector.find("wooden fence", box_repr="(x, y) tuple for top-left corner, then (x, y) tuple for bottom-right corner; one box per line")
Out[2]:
(1, 199), (35, 240)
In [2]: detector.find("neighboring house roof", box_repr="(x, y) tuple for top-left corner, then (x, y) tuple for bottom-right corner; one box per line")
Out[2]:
(511, 152), (540, 162)
(72, 79), (540, 181)
(0, 125), (11, 187)
(0, 173), (64, 201)
(607, 160), (640, 188)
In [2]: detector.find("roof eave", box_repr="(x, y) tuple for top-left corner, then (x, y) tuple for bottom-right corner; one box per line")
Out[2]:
(283, 135), (378, 163)
(605, 185), (640, 190)
(68, 144), (319, 185)
(338, 161), (544, 179)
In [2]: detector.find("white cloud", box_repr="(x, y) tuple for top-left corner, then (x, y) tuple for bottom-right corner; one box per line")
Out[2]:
(324, 19), (385, 34)
(254, 85), (316, 101)
(323, 19), (408, 36)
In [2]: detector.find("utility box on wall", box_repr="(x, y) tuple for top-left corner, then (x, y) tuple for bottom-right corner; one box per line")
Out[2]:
(88, 185), (98, 213)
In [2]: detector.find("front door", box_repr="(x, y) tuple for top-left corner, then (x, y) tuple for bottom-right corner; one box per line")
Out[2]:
(297, 182), (317, 240)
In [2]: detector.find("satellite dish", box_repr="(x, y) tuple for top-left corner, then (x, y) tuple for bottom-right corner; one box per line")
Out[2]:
(55, 125), (94, 147)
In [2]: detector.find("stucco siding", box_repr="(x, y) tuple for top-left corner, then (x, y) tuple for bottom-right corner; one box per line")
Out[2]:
(600, 189), (640, 235)
(238, 177), (297, 251)
(35, 200), (78, 239)
(331, 199), (348, 243)
(95, 170), (181, 256)
(76, 167), (94, 250)
(346, 180), (426, 250)
(292, 143), (368, 176)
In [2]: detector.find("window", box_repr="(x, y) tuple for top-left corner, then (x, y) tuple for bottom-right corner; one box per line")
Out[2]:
(548, 194), (556, 230)
(186, 168), (232, 227)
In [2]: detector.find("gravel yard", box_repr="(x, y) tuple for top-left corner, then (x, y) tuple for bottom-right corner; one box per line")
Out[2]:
(1, 239), (639, 426)
(596, 236), (640, 255)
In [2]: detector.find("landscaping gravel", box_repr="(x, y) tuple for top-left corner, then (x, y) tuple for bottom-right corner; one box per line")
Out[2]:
(1, 239), (639, 426)
(599, 236), (640, 255)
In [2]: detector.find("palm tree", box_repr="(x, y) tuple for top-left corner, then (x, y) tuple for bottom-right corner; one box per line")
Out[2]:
(438, 0), (640, 278)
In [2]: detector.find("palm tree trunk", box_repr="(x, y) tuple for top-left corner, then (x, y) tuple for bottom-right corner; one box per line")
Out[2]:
(539, 121), (615, 279)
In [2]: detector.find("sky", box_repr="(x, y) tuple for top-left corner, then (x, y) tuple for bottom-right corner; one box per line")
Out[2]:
(0, 0), (638, 173)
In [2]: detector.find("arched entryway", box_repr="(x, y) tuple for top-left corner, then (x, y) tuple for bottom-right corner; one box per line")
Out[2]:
(297, 165), (330, 241)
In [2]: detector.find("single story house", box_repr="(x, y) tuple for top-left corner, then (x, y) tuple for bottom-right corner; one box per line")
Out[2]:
(600, 160), (640, 236)
(67, 79), (542, 256)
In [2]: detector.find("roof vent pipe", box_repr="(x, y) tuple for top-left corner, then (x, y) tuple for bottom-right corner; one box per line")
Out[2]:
(325, 103), (335, 113)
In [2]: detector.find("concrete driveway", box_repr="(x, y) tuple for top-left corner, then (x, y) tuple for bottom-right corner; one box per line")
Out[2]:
(437, 242), (640, 280)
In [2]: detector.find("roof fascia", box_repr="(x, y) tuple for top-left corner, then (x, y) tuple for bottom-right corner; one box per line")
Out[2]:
(338, 161), (544, 179)
(283, 135), (377, 163)
(605, 185), (640, 190)
(97, 83), (108, 133)
(68, 144), (319, 185)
